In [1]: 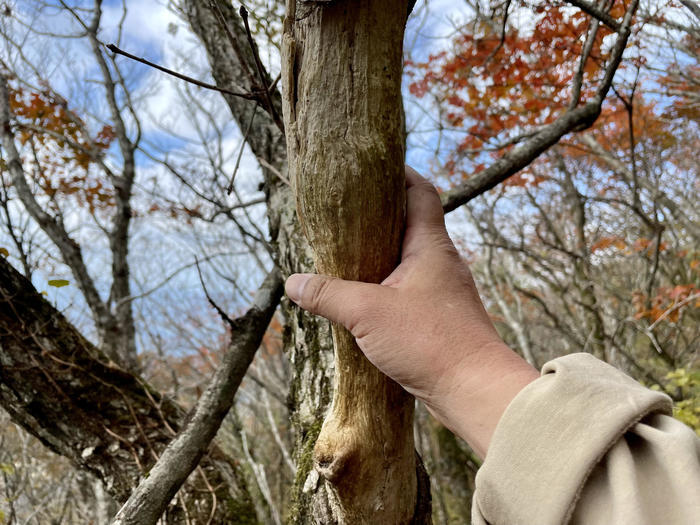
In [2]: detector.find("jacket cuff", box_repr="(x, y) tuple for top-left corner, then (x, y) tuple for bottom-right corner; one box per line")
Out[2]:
(473, 353), (672, 525)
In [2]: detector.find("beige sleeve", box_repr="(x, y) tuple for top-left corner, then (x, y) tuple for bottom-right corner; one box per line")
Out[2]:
(471, 353), (700, 525)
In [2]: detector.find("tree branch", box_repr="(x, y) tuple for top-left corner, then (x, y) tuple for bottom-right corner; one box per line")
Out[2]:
(579, 133), (700, 240)
(239, 6), (284, 133)
(0, 72), (111, 331)
(106, 44), (262, 101)
(0, 256), (258, 520)
(441, 0), (639, 213)
(563, 0), (621, 32)
(181, 0), (287, 191)
(111, 269), (283, 525)
(60, 1), (141, 369)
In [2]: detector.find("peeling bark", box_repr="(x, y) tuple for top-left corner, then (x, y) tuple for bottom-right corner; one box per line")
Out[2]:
(281, 1), (429, 523)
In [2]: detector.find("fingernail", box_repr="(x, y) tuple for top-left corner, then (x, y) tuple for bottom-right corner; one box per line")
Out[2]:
(285, 273), (313, 304)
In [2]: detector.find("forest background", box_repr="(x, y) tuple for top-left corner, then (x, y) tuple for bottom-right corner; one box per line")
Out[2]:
(0, 0), (698, 523)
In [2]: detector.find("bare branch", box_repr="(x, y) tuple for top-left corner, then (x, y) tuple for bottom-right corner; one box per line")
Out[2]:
(569, 18), (600, 109)
(238, 6), (284, 133)
(440, 102), (599, 212)
(111, 269), (283, 525)
(194, 256), (236, 329)
(106, 44), (261, 101)
(579, 134), (700, 240)
(563, 0), (621, 32)
(0, 72), (111, 330)
(483, 0), (512, 65)
(227, 103), (257, 194)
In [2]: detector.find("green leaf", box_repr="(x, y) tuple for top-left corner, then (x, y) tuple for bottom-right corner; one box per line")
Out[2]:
(0, 463), (14, 475)
(48, 279), (70, 288)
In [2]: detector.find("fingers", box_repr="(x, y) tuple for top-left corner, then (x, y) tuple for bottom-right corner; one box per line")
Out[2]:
(285, 273), (392, 334)
(403, 166), (450, 257)
(405, 165), (446, 232)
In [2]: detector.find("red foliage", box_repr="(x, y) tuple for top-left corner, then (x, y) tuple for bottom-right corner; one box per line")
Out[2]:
(634, 284), (699, 323)
(9, 85), (116, 212)
(404, 0), (697, 190)
(406, 4), (610, 170)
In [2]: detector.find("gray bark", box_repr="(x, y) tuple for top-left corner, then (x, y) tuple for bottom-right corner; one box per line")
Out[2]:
(112, 271), (283, 525)
(181, 1), (338, 521)
(0, 257), (258, 523)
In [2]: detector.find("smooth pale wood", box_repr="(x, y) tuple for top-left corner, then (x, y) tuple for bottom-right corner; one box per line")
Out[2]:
(282, 1), (419, 523)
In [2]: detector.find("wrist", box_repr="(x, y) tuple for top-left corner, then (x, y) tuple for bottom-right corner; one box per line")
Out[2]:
(424, 340), (539, 459)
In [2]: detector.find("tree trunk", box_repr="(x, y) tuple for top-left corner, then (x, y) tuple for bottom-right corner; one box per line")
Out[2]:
(415, 408), (477, 525)
(184, 2), (430, 521)
(281, 1), (430, 523)
(182, 2), (338, 521)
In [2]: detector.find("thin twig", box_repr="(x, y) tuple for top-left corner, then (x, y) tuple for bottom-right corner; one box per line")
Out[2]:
(239, 5), (285, 133)
(257, 156), (291, 186)
(194, 256), (236, 329)
(483, 0), (511, 65)
(106, 43), (260, 101)
(648, 292), (700, 332)
(110, 270), (283, 525)
(227, 104), (258, 194)
(208, 0), (256, 83)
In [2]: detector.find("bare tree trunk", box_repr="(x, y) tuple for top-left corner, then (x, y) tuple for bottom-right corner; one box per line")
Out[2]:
(281, 2), (430, 523)
(415, 409), (477, 525)
(185, 1), (431, 521)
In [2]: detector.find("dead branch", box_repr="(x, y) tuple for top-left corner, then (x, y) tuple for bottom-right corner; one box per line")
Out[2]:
(106, 43), (261, 101)
(111, 269), (283, 525)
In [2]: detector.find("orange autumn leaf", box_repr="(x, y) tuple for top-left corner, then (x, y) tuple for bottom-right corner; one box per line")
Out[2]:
(590, 236), (626, 253)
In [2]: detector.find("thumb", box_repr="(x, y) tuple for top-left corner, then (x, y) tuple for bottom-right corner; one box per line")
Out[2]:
(285, 273), (392, 333)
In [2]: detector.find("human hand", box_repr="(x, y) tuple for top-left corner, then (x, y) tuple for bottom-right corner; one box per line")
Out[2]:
(285, 166), (538, 457)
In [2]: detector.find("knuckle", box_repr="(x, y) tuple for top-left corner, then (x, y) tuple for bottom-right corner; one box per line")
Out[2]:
(306, 276), (334, 312)
(345, 292), (374, 336)
(413, 179), (439, 197)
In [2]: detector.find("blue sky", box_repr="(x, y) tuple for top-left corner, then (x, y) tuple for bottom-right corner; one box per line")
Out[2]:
(1, 0), (478, 356)
(6, 0), (689, 356)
